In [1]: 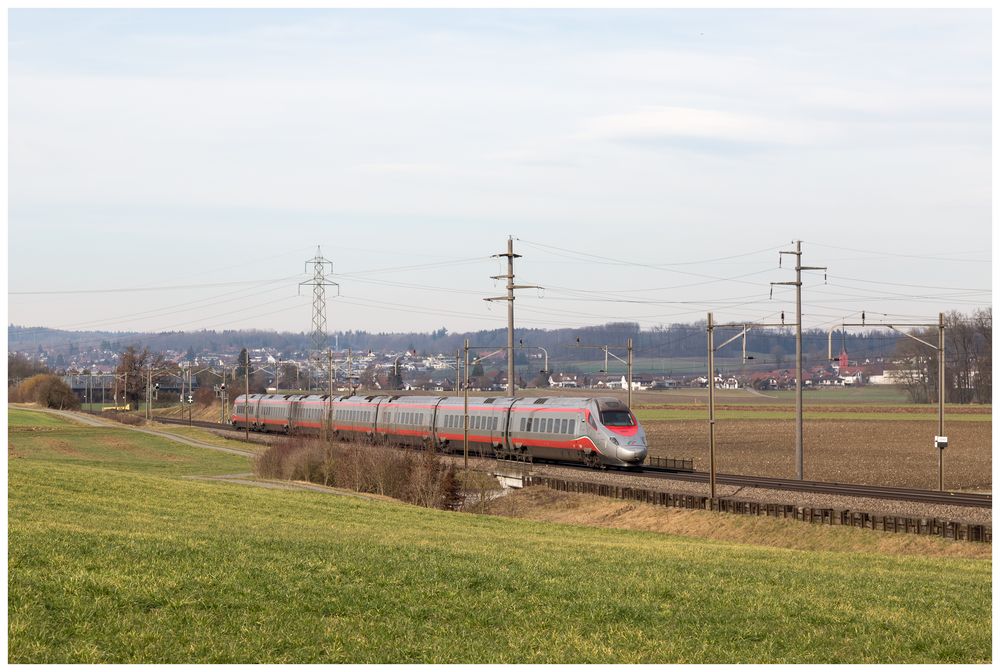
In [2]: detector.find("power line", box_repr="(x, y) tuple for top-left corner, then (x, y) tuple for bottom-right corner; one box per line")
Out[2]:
(9, 276), (301, 296)
(807, 241), (991, 263)
(518, 238), (787, 267)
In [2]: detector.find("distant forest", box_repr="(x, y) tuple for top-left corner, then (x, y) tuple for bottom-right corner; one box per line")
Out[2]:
(9, 321), (907, 368)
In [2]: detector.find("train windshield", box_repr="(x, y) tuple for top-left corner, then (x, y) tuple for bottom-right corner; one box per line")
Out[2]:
(599, 410), (635, 427)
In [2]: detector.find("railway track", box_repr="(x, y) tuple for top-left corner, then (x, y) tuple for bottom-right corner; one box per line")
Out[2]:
(151, 416), (231, 431)
(636, 466), (992, 509)
(146, 415), (992, 509)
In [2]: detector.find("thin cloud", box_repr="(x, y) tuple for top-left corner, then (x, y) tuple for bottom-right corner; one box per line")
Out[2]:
(579, 105), (821, 150)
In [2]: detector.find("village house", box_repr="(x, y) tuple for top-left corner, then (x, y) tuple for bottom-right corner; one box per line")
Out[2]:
(548, 373), (580, 388)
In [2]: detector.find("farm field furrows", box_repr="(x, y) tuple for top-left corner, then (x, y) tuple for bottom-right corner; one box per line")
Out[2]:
(643, 417), (991, 490)
(8, 407), (992, 664)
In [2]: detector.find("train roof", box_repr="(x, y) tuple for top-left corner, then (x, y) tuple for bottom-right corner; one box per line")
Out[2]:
(234, 393), (631, 410)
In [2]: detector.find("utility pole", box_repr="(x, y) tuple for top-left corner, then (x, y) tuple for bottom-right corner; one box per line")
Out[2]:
(463, 339), (470, 470)
(771, 240), (827, 480)
(300, 246), (339, 392)
(707, 317), (788, 499)
(146, 368), (152, 420)
(347, 348), (354, 395)
(829, 313), (947, 490)
(572, 338), (634, 409)
(221, 369), (227, 425)
(707, 313), (716, 500)
(244, 349), (250, 442)
(326, 348), (334, 440)
(627, 338), (633, 409)
(485, 236), (542, 396)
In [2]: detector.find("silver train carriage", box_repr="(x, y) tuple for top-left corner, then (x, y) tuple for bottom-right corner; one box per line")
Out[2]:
(232, 393), (647, 468)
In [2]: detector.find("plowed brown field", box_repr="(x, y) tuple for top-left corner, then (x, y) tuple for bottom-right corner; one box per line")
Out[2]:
(645, 416), (991, 490)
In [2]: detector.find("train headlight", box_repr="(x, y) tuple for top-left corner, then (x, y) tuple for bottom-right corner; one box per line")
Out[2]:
(610, 437), (619, 445)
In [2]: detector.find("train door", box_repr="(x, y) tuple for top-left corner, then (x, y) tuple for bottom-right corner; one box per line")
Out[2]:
(250, 396), (261, 428)
(288, 399), (300, 433)
(429, 397), (446, 447)
(373, 399), (384, 438)
(371, 398), (385, 437)
(503, 399), (521, 452)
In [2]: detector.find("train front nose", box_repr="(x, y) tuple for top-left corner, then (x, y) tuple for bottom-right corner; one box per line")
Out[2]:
(614, 438), (647, 464)
(620, 445), (647, 464)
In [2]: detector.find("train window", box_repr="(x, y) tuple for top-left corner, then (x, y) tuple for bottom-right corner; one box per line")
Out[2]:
(526, 418), (533, 432)
(560, 418), (568, 434)
(568, 420), (576, 435)
(600, 410), (634, 427)
(492, 417), (497, 430)
(545, 418), (552, 433)
(519, 418), (525, 431)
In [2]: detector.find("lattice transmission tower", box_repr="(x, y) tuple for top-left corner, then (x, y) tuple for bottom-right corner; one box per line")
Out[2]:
(299, 247), (339, 381)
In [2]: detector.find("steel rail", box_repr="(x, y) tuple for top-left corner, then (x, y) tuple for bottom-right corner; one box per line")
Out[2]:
(637, 465), (992, 508)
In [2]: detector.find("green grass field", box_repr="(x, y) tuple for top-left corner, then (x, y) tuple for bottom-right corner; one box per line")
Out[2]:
(8, 408), (992, 663)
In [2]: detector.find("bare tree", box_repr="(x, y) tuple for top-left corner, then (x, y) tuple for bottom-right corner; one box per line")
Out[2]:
(116, 346), (166, 407)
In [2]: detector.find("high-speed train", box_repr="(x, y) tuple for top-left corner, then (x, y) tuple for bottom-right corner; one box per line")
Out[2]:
(232, 393), (648, 468)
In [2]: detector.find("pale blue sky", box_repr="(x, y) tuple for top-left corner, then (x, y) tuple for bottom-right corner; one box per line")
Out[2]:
(8, 9), (992, 335)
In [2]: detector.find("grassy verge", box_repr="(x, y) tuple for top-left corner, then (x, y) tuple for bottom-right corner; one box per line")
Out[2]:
(485, 488), (991, 560)
(8, 409), (992, 663)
